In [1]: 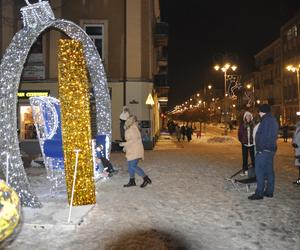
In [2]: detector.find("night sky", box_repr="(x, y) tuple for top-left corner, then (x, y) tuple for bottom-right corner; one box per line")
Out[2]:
(160, 0), (300, 109)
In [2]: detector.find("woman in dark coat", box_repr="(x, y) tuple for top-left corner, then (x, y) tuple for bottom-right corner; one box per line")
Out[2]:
(186, 125), (193, 142)
(180, 125), (186, 141)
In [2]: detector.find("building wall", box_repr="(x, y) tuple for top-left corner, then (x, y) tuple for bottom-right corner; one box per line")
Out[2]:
(280, 13), (300, 124)
(1, 0), (14, 58)
(61, 0), (124, 81)
(0, 0), (162, 143)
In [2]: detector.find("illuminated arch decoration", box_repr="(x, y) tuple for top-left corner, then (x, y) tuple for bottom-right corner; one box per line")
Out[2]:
(0, 0), (111, 207)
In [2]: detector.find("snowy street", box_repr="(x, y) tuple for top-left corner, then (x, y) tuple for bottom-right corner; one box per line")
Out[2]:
(2, 126), (300, 250)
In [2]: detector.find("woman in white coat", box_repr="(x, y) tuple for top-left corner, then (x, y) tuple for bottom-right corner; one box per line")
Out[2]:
(292, 121), (300, 185)
(121, 115), (152, 188)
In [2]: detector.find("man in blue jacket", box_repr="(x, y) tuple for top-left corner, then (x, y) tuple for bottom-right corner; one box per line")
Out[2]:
(248, 104), (279, 200)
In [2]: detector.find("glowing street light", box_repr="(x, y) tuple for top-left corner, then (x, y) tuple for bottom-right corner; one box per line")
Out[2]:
(214, 63), (237, 135)
(145, 93), (154, 139)
(286, 64), (300, 115)
(246, 83), (255, 110)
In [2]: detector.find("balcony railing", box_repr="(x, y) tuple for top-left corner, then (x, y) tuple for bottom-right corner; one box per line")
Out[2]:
(154, 22), (168, 35)
(153, 74), (169, 87)
(264, 79), (274, 85)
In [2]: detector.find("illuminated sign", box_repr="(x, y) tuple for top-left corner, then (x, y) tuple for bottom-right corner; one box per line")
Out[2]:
(17, 90), (50, 99)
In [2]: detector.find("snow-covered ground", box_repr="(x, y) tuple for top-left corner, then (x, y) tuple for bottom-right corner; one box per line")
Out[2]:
(1, 126), (300, 250)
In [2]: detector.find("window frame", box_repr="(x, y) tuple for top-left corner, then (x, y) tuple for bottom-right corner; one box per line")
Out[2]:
(80, 20), (108, 65)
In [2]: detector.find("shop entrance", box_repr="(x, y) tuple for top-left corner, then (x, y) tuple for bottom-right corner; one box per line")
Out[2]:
(19, 105), (37, 140)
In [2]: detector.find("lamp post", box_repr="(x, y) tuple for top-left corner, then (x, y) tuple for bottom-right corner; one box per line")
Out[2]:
(286, 64), (300, 116)
(214, 63), (237, 135)
(146, 93), (155, 121)
(145, 93), (154, 148)
(246, 83), (255, 111)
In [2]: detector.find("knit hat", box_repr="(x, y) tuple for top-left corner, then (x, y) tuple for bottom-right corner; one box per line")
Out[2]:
(258, 104), (271, 113)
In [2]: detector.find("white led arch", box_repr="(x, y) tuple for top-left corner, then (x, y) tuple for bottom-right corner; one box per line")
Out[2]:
(0, 1), (112, 207)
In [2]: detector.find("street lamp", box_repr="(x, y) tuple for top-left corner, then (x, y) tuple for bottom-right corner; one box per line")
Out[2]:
(146, 93), (154, 120)
(214, 63), (237, 135)
(286, 64), (300, 115)
(246, 83), (255, 110)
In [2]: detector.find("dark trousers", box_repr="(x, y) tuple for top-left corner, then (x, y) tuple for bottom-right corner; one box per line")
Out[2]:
(255, 151), (275, 197)
(242, 144), (255, 171)
(120, 119), (126, 141)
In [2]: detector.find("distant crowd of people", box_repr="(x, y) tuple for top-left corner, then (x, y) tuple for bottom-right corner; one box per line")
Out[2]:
(167, 120), (193, 142)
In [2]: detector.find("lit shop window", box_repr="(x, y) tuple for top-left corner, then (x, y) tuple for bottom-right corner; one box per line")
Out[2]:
(19, 106), (37, 140)
(84, 24), (104, 60)
(287, 25), (298, 40)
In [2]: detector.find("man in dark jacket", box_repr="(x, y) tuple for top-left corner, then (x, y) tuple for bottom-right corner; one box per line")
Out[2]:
(248, 104), (279, 200)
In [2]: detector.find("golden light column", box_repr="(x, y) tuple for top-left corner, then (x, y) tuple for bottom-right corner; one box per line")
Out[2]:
(58, 39), (96, 206)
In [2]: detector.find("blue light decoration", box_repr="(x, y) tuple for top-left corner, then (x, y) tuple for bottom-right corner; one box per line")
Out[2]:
(30, 97), (65, 193)
(31, 97), (111, 190)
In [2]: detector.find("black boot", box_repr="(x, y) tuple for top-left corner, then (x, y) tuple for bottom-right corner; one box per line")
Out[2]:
(140, 176), (152, 188)
(123, 178), (136, 187)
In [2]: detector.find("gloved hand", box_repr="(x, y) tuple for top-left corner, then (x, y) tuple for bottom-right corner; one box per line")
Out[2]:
(292, 143), (298, 148)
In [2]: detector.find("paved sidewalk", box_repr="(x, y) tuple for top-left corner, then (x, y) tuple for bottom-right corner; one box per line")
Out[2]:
(2, 128), (300, 250)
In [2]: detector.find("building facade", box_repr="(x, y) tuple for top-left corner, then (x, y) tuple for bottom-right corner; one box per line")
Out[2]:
(252, 12), (300, 125)
(281, 13), (300, 124)
(0, 0), (168, 148)
(254, 39), (282, 122)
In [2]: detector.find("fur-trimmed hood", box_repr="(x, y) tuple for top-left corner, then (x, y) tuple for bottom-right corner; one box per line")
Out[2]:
(124, 115), (137, 130)
(243, 111), (253, 122)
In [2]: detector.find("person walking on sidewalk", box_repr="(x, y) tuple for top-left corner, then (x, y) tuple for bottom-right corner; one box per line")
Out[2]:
(238, 111), (255, 175)
(175, 124), (181, 142)
(248, 104), (279, 200)
(292, 121), (300, 185)
(282, 123), (289, 142)
(180, 125), (186, 141)
(186, 125), (193, 142)
(120, 115), (152, 188)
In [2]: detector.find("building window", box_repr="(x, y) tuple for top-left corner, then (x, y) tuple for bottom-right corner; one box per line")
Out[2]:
(287, 25), (298, 40)
(84, 24), (105, 60)
(22, 36), (45, 81)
